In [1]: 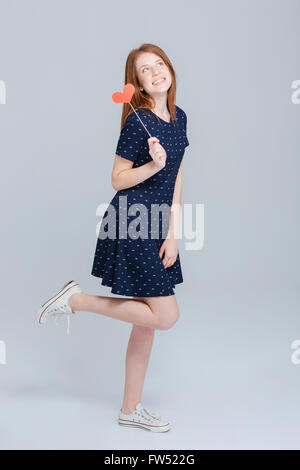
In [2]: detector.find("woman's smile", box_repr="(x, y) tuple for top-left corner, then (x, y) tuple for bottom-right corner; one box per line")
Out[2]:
(152, 77), (166, 86)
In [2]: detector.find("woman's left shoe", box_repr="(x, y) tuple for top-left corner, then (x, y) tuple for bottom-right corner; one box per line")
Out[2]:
(37, 280), (82, 325)
(118, 402), (171, 432)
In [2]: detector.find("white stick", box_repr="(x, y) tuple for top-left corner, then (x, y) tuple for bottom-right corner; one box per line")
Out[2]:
(129, 102), (152, 138)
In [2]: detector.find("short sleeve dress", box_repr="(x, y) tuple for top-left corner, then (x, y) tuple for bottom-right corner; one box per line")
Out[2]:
(91, 104), (190, 297)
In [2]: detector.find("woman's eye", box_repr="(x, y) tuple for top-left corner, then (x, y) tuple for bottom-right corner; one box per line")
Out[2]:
(142, 62), (164, 73)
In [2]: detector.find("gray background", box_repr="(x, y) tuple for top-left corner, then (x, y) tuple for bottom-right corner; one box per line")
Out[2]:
(0, 0), (299, 450)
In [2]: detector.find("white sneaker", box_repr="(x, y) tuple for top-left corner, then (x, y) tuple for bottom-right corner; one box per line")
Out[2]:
(37, 280), (82, 333)
(118, 402), (171, 432)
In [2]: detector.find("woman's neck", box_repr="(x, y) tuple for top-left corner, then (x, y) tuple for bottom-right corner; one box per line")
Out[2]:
(152, 96), (169, 117)
(152, 99), (170, 121)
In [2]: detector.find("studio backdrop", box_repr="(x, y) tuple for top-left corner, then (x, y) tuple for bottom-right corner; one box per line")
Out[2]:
(0, 0), (299, 450)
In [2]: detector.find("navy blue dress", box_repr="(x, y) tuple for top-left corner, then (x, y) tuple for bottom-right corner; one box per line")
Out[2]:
(91, 105), (190, 297)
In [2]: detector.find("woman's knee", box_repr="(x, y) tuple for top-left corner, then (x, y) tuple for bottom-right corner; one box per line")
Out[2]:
(140, 295), (180, 331)
(157, 309), (179, 330)
(152, 302), (180, 330)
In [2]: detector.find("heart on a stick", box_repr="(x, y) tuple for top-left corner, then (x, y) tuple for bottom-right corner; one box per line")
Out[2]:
(112, 82), (152, 138)
(112, 83), (135, 103)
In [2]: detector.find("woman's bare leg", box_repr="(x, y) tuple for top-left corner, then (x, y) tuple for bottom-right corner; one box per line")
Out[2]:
(68, 292), (159, 329)
(68, 291), (179, 330)
(120, 296), (179, 414)
(121, 299), (155, 413)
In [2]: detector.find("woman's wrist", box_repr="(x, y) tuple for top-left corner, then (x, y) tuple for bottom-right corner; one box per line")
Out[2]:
(149, 159), (165, 173)
(166, 229), (179, 242)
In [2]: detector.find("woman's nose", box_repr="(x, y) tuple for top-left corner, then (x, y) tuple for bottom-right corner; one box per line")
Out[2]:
(152, 65), (160, 75)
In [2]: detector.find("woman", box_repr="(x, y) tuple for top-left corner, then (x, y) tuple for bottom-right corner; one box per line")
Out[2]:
(37, 43), (190, 433)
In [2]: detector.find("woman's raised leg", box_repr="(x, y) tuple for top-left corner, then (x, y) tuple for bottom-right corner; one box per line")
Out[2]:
(68, 290), (179, 331)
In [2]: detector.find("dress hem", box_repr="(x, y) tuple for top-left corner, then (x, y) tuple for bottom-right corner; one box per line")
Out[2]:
(91, 271), (183, 297)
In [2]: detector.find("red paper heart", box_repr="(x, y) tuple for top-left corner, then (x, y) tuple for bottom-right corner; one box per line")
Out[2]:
(112, 83), (135, 104)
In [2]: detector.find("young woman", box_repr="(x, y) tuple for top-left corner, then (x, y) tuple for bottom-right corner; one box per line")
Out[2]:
(37, 43), (190, 433)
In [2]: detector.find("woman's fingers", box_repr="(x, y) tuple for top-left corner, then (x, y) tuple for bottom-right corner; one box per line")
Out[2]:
(159, 243), (177, 267)
(163, 256), (176, 268)
(159, 245), (164, 258)
(148, 136), (160, 146)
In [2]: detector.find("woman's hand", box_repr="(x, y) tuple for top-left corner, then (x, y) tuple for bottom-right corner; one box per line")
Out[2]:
(159, 238), (178, 268)
(148, 137), (166, 169)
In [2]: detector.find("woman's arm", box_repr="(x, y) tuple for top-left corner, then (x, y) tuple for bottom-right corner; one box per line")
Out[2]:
(111, 137), (166, 191)
(111, 155), (161, 191)
(158, 160), (183, 268)
(167, 160), (183, 240)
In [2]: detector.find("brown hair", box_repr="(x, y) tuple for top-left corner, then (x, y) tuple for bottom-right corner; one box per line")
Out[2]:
(120, 43), (177, 130)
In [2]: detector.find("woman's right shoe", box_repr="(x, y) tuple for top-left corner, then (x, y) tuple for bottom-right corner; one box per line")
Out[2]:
(118, 402), (171, 432)
(37, 280), (82, 325)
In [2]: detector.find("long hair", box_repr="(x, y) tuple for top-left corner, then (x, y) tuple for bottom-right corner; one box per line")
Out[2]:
(120, 43), (177, 130)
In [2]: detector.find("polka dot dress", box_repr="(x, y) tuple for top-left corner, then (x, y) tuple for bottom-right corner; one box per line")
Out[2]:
(91, 105), (190, 297)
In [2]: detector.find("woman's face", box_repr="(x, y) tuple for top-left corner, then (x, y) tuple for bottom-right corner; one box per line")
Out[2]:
(135, 52), (172, 98)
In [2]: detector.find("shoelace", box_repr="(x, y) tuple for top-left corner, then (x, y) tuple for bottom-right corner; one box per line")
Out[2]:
(54, 314), (71, 336)
(143, 407), (161, 420)
(137, 406), (161, 422)
(52, 306), (72, 336)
